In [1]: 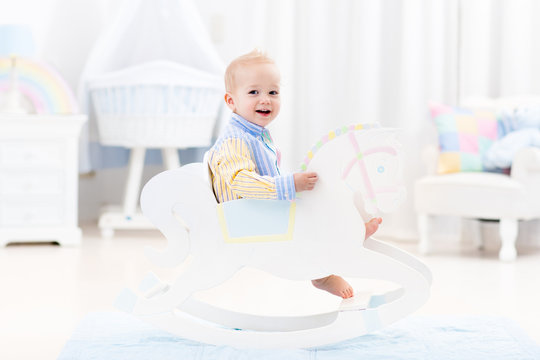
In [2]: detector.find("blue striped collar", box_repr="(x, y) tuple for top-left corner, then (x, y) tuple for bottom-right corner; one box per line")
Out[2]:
(231, 113), (266, 137)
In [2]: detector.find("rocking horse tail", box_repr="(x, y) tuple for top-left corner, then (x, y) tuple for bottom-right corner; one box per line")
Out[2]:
(140, 162), (217, 267)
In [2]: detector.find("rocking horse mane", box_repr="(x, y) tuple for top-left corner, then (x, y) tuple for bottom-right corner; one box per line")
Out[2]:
(299, 122), (381, 171)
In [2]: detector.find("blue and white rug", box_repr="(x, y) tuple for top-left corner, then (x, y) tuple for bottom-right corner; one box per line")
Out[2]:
(58, 312), (540, 360)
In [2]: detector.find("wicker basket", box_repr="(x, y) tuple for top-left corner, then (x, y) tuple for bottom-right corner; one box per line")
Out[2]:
(89, 61), (223, 148)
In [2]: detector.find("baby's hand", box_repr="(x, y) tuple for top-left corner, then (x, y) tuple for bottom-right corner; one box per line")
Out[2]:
(294, 172), (318, 192)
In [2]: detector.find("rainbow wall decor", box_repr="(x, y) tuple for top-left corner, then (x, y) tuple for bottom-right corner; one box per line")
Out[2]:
(0, 57), (78, 114)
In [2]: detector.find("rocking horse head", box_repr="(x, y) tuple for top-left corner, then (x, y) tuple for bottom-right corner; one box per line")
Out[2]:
(299, 123), (406, 217)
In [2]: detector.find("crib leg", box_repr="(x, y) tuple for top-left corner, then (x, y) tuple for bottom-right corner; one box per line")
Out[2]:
(162, 147), (181, 170)
(123, 147), (146, 217)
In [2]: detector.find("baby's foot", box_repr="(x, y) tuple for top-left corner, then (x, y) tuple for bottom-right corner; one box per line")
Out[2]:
(365, 217), (382, 239)
(311, 275), (354, 299)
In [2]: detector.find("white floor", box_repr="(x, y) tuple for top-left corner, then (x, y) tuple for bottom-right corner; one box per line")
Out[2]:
(1, 224), (539, 360)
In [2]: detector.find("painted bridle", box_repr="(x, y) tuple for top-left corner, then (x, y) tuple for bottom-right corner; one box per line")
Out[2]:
(341, 132), (401, 212)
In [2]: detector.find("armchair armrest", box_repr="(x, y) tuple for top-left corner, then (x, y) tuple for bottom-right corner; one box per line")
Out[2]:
(511, 147), (540, 181)
(511, 147), (540, 219)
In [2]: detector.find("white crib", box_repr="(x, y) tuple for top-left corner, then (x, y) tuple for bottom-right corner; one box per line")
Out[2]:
(89, 61), (223, 237)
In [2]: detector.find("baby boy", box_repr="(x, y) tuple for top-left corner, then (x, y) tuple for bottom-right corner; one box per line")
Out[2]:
(207, 49), (381, 299)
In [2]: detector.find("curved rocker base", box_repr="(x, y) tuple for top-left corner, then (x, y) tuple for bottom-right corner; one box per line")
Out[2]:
(116, 237), (431, 348)
(138, 306), (388, 349)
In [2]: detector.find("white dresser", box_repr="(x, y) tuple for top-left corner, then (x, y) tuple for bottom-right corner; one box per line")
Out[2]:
(0, 115), (86, 246)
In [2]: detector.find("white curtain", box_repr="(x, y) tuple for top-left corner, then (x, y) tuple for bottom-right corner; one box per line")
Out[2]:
(459, 0), (540, 100)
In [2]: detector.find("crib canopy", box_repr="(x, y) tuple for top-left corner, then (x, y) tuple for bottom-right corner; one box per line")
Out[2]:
(77, 0), (225, 172)
(79, 0), (223, 110)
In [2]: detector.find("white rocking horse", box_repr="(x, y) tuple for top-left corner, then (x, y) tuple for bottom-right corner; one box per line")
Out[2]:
(116, 123), (432, 349)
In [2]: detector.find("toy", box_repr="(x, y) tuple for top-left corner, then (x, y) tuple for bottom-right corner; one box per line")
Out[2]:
(483, 105), (540, 170)
(116, 124), (432, 348)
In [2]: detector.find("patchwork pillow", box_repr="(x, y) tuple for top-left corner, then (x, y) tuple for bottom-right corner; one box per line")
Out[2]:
(430, 103), (498, 174)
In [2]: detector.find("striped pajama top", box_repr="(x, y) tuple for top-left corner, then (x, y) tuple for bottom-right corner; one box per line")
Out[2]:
(207, 113), (296, 203)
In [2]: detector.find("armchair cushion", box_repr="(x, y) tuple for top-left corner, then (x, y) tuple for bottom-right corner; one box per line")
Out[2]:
(414, 172), (524, 220)
(415, 146), (540, 222)
(430, 103), (498, 174)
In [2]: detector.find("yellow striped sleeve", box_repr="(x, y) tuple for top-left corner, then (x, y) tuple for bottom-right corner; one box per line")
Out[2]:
(209, 138), (277, 202)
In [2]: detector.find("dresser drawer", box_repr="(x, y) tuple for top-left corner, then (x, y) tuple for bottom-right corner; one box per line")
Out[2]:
(0, 141), (64, 168)
(0, 172), (64, 195)
(0, 201), (64, 226)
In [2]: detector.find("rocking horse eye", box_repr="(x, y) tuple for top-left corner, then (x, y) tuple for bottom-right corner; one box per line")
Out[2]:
(377, 166), (385, 173)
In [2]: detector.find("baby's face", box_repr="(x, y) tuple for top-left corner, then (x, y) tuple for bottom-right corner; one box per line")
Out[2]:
(226, 62), (281, 128)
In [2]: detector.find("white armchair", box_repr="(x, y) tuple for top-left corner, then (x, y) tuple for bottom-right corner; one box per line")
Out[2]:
(414, 98), (540, 261)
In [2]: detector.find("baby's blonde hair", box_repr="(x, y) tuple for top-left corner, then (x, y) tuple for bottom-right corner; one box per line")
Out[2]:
(224, 49), (276, 92)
